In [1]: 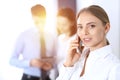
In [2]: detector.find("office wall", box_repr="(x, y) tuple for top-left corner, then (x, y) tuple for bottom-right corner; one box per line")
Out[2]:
(58, 0), (76, 13)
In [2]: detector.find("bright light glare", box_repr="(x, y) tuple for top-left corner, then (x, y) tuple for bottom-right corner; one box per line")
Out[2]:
(0, 0), (57, 80)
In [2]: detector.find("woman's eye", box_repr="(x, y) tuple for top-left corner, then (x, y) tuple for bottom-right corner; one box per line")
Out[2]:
(77, 26), (83, 29)
(90, 25), (95, 28)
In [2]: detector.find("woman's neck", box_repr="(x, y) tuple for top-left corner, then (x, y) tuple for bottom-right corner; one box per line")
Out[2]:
(90, 39), (108, 51)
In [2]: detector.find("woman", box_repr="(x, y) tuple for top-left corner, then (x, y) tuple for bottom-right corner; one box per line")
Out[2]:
(56, 8), (77, 71)
(49, 8), (77, 79)
(56, 5), (120, 80)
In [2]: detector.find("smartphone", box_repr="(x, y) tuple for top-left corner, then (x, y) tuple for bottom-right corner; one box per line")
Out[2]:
(77, 42), (83, 54)
(76, 34), (83, 54)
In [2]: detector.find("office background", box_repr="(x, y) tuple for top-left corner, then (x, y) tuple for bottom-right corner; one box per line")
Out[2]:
(0, 0), (119, 80)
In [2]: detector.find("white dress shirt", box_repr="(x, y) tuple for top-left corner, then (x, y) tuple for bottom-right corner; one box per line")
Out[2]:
(56, 45), (120, 80)
(9, 27), (56, 77)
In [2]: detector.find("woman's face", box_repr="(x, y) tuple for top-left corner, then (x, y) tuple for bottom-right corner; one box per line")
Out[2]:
(77, 12), (109, 51)
(57, 16), (73, 34)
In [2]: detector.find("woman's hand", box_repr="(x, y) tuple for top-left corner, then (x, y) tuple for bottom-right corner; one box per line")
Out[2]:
(64, 36), (83, 67)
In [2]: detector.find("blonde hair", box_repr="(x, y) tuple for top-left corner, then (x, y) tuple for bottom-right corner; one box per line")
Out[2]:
(77, 5), (110, 25)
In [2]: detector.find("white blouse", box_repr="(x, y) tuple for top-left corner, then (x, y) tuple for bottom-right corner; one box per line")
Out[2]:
(56, 34), (76, 71)
(56, 45), (120, 80)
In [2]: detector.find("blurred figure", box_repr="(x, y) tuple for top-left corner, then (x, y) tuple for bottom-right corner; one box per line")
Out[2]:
(56, 8), (77, 72)
(9, 4), (56, 80)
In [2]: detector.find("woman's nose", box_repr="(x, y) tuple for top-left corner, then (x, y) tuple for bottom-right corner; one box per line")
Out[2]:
(80, 28), (89, 35)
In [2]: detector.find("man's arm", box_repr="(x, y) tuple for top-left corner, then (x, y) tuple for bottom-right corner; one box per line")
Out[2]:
(9, 34), (30, 68)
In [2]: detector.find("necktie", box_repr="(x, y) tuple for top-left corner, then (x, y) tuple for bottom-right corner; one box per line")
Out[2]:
(40, 32), (48, 80)
(40, 32), (46, 57)
(80, 49), (90, 77)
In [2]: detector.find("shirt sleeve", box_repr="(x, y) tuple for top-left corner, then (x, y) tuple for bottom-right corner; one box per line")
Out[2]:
(108, 63), (120, 80)
(56, 64), (76, 80)
(9, 34), (30, 68)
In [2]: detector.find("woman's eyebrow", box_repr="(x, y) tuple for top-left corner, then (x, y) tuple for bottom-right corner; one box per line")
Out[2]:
(77, 22), (96, 26)
(77, 24), (82, 26)
(86, 22), (96, 25)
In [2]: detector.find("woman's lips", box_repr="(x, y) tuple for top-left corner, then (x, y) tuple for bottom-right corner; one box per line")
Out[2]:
(83, 38), (91, 43)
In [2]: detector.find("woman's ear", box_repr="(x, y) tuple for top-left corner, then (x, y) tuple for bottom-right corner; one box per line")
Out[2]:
(105, 23), (110, 34)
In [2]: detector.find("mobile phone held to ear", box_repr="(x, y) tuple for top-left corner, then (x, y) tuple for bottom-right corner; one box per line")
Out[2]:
(77, 41), (82, 54)
(76, 34), (83, 54)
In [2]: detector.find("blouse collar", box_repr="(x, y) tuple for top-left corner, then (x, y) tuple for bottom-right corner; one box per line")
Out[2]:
(89, 45), (112, 59)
